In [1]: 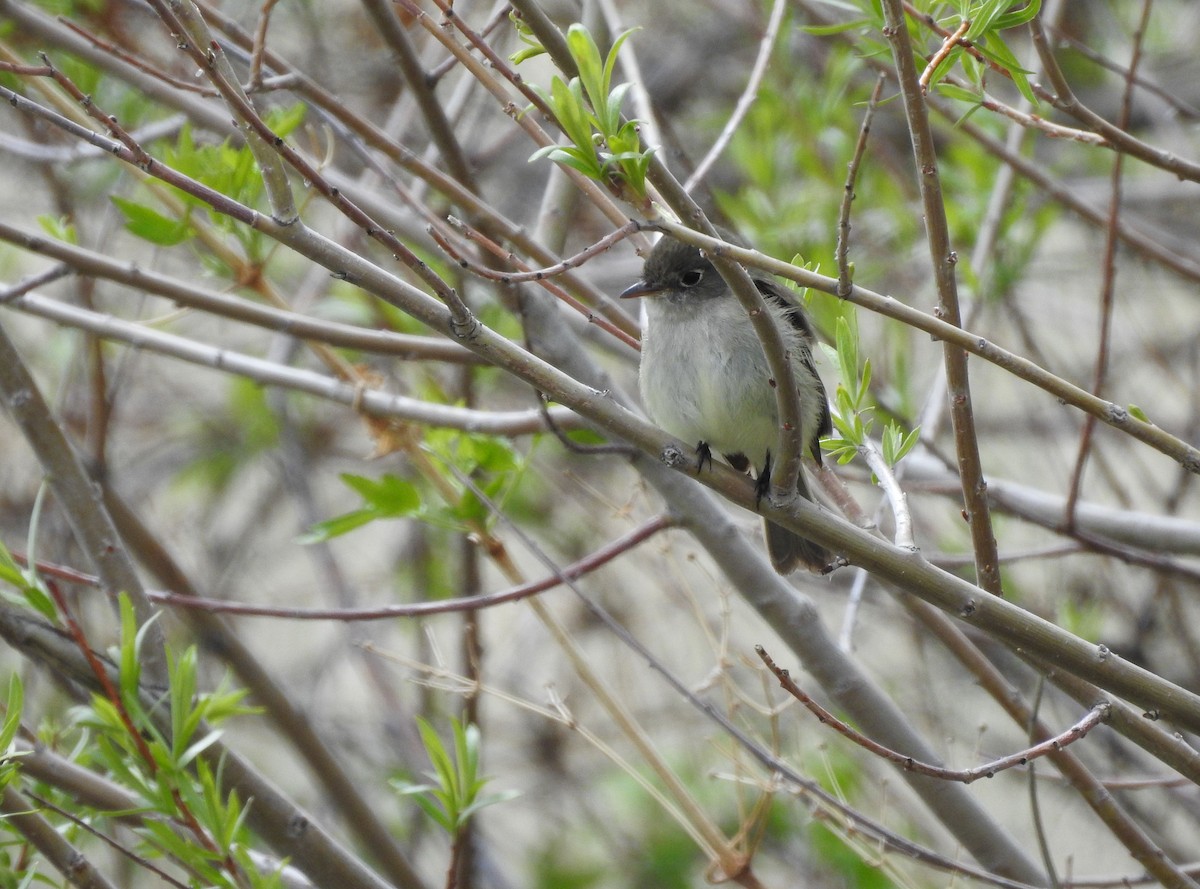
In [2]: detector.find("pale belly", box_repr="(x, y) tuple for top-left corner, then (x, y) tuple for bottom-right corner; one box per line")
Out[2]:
(639, 304), (787, 466)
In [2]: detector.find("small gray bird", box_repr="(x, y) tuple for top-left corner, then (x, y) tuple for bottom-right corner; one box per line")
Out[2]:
(621, 235), (833, 574)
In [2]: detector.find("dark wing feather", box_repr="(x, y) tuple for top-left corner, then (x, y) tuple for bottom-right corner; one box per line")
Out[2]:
(754, 278), (831, 463)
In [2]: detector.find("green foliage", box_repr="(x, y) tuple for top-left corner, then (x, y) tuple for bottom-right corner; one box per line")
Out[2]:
(508, 11), (546, 64)
(35, 214), (77, 244)
(299, 472), (422, 542)
(527, 24), (654, 198)
(1057, 599), (1105, 643)
(912, 0), (1041, 105)
(302, 430), (528, 543)
(823, 316), (919, 472)
(0, 536), (56, 622)
(66, 596), (266, 886)
(0, 675), (25, 792)
(392, 717), (517, 834)
(110, 195), (192, 246)
(804, 747), (903, 889)
(716, 46), (920, 289)
(32, 0), (105, 15)
(156, 104), (303, 263)
(807, 821), (899, 889)
(531, 844), (606, 889)
(425, 427), (527, 527)
(1128, 404), (1150, 424)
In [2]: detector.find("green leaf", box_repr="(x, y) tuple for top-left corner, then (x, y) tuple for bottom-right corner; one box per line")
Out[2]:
(265, 101), (306, 138)
(340, 473), (422, 514)
(802, 18), (870, 36)
(894, 425), (920, 464)
(508, 11), (546, 64)
(110, 195), (192, 246)
(552, 76), (598, 158)
(0, 537), (58, 621)
(993, 0), (1040, 30)
(510, 45), (545, 64)
(965, 2), (1009, 39)
(566, 24), (605, 117)
(935, 82), (983, 105)
(169, 647), (198, 758)
(297, 509), (379, 543)
(973, 33), (1036, 104)
(117, 593), (141, 699)
(0, 543), (23, 593)
(532, 145), (605, 179)
(397, 716), (515, 835)
(601, 82), (634, 136)
(176, 728), (223, 770)
(0, 674), (24, 755)
(834, 316), (859, 397)
(599, 29), (638, 131)
(857, 357), (872, 405)
(36, 214), (77, 244)
(300, 474), (422, 543)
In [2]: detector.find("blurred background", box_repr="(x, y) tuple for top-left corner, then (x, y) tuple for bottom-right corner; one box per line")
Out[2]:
(1, 1), (1199, 886)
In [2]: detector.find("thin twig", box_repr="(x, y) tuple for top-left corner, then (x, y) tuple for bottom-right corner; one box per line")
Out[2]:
(857, 441), (915, 551)
(2, 289), (572, 434)
(247, 0), (282, 90)
(759, 645), (1107, 784)
(684, 0), (786, 192)
(24, 793), (192, 889)
(836, 73), (886, 297)
(435, 219), (637, 285)
(1064, 0), (1154, 530)
(1027, 13), (1200, 184)
(882, 0), (1003, 594)
(918, 18), (970, 93)
(1049, 25), (1200, 120)
(16, 517), (674, 621)
(1026, 678), (1062, 889)
(0, 263), (70, 302)
(0, 785), (122, 889)
(431, 218), (641, 350)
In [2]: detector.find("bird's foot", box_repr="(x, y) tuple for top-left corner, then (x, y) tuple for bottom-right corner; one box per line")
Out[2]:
(696, 441), (714, 474)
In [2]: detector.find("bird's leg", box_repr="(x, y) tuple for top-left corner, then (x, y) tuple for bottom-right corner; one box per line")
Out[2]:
(755, 452), (772, 507)
(696, 441), (714, 474)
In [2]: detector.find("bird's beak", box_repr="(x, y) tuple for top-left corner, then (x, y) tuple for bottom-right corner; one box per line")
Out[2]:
(619, 281), (665, 300)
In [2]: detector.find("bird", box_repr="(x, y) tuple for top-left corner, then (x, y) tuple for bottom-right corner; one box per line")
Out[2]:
(620, 234), (833, 574)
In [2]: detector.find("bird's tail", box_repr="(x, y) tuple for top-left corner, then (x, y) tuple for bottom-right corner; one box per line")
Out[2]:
(764, 469), (833, 575)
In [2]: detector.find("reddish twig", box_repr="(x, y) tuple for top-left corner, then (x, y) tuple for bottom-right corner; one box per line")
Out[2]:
(247, 0), (283, 90)
(15, 516), (674, 621)
(1064, 0), (1155, 530)
(430, 218), (641, 350)
(436, 219), (637, 286)
(55, 19), (219, 96)
(757, 645), (1109, 784)
(420, 0), (555, 120)
(43, 580), (154, 765)
(836, 73), (886, 298)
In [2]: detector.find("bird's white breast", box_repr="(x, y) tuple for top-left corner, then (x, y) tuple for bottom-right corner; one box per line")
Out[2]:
(639, 295), (820, 465)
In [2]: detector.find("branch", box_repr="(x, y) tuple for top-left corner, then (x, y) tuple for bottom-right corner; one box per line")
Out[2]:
(0, 785), (121, 889)
(759, 645), (1108, 784)
(2, 289), (571, 435)
(19, 516), (674, 621)
(880, 0), (1002, 595)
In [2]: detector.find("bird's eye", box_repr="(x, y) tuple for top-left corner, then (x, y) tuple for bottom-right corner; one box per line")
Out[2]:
(680, 269), (704, 287)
